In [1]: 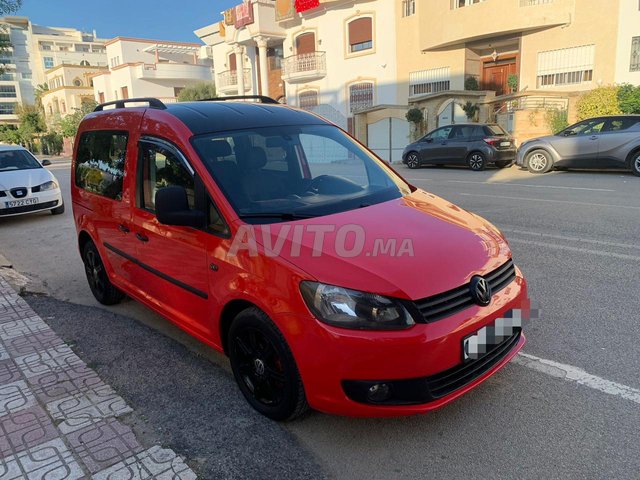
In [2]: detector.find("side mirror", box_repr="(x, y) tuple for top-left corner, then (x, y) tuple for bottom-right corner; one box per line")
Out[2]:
(155, 186), (205, 228)
(41, 159), (52, 166)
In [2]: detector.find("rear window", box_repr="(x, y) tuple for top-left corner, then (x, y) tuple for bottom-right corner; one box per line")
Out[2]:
(75, 131), (128, 200)
(484, 125), (507, 136)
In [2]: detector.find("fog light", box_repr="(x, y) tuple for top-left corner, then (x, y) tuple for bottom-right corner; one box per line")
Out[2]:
(366, 383), (391, 402)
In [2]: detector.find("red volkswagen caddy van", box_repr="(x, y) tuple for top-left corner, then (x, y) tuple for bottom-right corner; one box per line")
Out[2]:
(72, 97), (528, 420)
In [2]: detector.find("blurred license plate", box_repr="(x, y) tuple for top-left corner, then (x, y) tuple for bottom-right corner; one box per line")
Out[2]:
(463, 311), (522, 361)
(500, 141), (511, 147)
(5, 198), (37, 208)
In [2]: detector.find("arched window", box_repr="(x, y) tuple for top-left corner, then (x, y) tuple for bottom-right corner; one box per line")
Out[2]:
(298, 90), (318, 110)
(295, 32), (315, 55)
(348, 82), (373, 113)
(73, 77), (83, 87)
(80, 60), (90, 66)
(347, 17), (372, 53)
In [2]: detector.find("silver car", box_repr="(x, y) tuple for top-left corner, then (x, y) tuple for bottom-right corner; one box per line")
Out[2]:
(516, 115), (640, 176)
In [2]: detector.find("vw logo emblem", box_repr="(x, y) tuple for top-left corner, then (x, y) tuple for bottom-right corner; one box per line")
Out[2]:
(253, 358), (265, 376)
(470, 276), (492, 306)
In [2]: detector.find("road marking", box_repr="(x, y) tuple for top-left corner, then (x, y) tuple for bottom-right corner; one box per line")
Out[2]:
(514, 352), (640, 406)
(503, 228), (640, 250)
(48, 163), (72, 168)
(508, 238), (640, 261)
(446, 179), (615, 192)
(457, 193), (640, 210)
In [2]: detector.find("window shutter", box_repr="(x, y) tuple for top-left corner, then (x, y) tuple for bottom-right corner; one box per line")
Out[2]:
(348, 18), (372, 46)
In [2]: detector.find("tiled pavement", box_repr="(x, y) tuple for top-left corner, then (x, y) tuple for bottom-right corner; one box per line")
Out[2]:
(0, 275), (197, 479)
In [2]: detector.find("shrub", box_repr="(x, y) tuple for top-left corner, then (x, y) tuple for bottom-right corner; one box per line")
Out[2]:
(461, 101), (479, 121)
(545, 108), (569, 134)
(464, 76), (479, 91)
(617, 83), (640, 114)
(41, 131), (64, 156)
(507, 74), (518, 93)
(576, 86), (621, 120)
(178, 82), (217, 102)
(405, 107), (424, 125)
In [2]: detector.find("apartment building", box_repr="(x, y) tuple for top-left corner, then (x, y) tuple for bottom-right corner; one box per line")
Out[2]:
(398, 0), (640, 142)
(0, 16), (108, 124)
(40, 64), (107, 124)
(196, 0), (406, 161)
(91, 37), (213, 105)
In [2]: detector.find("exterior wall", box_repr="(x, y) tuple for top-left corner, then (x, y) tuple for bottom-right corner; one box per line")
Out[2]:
(519, 0), (619, 93)
(614, 0), (640, 84)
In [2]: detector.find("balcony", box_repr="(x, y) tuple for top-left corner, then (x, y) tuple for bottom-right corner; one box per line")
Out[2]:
(136, 62), (213, 82)
(216, 69), (252, 95)
(420, 0), (574, 51)
(282, 52), (326, 83)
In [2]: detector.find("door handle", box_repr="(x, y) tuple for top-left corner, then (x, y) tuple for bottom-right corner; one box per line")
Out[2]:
(118, 224), (130, 233)
(135, 232), (149, 242)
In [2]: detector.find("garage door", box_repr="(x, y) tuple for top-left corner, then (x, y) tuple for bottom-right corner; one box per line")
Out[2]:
(367, 117), (409, 163)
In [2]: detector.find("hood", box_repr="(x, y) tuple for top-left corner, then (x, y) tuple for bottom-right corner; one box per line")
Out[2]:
(248, 189), (512, 300)
(0, 168), (55, 191)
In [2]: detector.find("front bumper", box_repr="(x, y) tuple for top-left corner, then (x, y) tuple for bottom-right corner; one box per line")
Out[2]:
(0, 189), (63, 217)
(279, 272), (529, 417)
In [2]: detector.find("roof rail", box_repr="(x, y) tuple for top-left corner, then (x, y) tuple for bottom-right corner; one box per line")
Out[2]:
(94, 98), (167, 112)
(197, 95), (279, 105)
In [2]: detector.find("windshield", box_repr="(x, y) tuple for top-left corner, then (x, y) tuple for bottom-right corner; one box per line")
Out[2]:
(0, 150), (42, 172)
(192, 124), (412, 222)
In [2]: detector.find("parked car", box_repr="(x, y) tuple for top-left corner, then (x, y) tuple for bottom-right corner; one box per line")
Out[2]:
(72, 97), (528, 420)
(517, 115), (640, 176)
(402, 123), (516, 171)
(0, 145), (64, 218)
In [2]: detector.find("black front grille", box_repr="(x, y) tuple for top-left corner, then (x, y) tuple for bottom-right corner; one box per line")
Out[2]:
(426, 329), (521, 399)
(0, 200), (58, 216)
(342, 329), (522, 406)
(413, 259), (516, 322)
(0, 191), (6, 197)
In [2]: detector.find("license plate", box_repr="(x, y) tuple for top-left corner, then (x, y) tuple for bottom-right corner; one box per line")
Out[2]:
(463, 311), (522, 361)
(500, 141), (511, 147)
(4, 198), (37, 208)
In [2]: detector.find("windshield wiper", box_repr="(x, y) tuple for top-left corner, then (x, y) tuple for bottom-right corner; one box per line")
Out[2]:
(238, 212), (319, 220)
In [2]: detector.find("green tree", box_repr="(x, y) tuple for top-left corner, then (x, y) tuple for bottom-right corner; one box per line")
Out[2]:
(576, 86), (622, 121)
(34, 83), (49, 112)
(0, 1), (22, 75)
(16, 104), (46, 151)
(57, 99), (98, 139)
(177, 82), (217, 102)
(545, 108), (569, 134)
(617, 83), (640, 114)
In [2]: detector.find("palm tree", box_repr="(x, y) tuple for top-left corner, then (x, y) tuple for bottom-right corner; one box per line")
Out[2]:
(34, 83), (49, 112)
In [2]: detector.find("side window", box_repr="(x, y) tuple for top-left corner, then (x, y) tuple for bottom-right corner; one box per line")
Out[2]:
(299, 133), (368, 185)
(429, 126), (453, 140)
(138, 140), (195, 212)
(571, 119), (605, 136)
(75, 131), (128, 200)
(604, 118), (638, 132)
(450, 125), (475, 139)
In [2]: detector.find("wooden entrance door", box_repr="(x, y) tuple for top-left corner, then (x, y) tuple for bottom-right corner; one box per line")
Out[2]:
(482, 59), (517, 96)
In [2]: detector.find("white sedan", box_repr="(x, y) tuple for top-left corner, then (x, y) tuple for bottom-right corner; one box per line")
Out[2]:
(0, 145), (64, 218)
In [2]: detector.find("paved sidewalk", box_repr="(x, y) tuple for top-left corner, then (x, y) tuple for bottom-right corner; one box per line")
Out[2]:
(0, 275), (197, 479)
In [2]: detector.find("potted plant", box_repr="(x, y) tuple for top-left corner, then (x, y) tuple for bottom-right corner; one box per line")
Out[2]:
(507, 74), (518, 93)
(461, 101), (480, 122)
(406, 107), (425, 140)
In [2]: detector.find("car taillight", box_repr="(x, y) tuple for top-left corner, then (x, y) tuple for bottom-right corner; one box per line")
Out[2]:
(483, 137), (499, 146)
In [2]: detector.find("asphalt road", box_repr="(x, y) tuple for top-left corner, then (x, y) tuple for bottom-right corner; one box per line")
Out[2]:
(1, 160), (640, 479)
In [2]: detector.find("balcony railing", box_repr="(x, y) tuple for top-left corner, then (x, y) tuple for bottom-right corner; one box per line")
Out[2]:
(282, 52), (326, 83)
(217, 69), (252, 93)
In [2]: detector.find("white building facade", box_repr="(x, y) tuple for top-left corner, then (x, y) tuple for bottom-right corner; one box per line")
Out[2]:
(92, 38), (213, 105)
(0, 16), (108, 124)
(196, 0), (399, 134)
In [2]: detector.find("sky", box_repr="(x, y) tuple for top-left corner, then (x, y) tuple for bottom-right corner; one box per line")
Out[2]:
(14, 0), (239, 43)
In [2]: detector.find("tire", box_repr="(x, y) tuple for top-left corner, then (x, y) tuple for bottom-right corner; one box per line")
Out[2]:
(82, 241), (125, 305)
(51, 203), (65, 215)
(629, 150), (640, 177)
(467, 152), (486, 171)
(405, 152), (420, 169)
(494, 161), (512, 169)
(228, 307), (309, 421)
(526, 149), (553, 174)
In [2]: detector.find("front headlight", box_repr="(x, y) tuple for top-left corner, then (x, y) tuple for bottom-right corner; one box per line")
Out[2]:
(37, 180), (59, 191)
(300, 281), (415, 330)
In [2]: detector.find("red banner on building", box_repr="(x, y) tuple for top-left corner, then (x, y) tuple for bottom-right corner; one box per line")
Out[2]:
(295, 0), (319, 13)
(235, 1), (255, 28)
